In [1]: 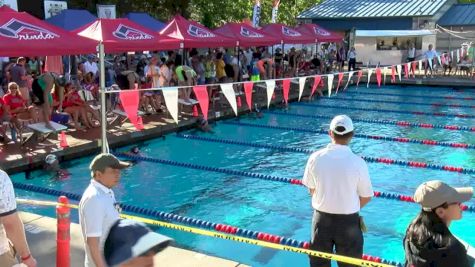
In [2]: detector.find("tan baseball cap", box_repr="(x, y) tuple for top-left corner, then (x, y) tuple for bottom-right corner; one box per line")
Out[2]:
(90, 153), (130, 174)
(413, 180), (473, 211)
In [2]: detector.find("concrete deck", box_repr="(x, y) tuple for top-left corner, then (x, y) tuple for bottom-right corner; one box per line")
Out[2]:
(20, 212), (248, 267)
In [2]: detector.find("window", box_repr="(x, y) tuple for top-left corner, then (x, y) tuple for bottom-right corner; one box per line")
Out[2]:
(376, 37), (422, 51)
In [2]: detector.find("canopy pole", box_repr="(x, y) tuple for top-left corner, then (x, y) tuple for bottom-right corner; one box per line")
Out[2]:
(99, 42), (108, 154)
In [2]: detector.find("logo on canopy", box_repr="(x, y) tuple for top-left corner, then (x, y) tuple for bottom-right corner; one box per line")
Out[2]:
(282, 26), (301, 37)
(240, 26), (264, 38)
(187, 25), (215, 38)
(112, 24), (153, 40)
(314, 26), (330, 36)
(0, 18), (59, 40)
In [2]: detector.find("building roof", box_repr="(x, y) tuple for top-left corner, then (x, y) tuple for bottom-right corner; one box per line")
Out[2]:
(298, 0), (448, 19)
(437, 4), (475, 26)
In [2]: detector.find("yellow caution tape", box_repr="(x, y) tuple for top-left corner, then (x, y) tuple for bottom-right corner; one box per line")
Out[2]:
(16, 198), (394, 267)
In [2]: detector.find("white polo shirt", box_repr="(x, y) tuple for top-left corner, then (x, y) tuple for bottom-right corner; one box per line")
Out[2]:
(302, 144), (373, 215)
(0, 170), (16, 255)
(79, 179), (120, 267)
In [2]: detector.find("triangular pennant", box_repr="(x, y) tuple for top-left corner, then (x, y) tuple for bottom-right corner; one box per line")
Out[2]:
(193, 85), (209, 120)
(298, 77), (306, 101)
(456, 49), (460, 63)
(404, 63), (409, 79)
(366, 68), (373, 88)
(220, 83), (238, 116)
(356, 70), (363, 87)
(336, 72), (344, 94)
(391, 66), (396, 83)
(162, 87), (179, 124)
(327, 74), (334, 97)
(411, 61), (417, 78)
(119, 86), (143, 130)
(344, 71), (354, 90)
(428, 58), (433, 70)
(451, 51), (454, 62)
(418, 60), (423, 74)
(243, 82), (254, 111)
(311, 76), (321, 97)
(282, 79), (291, 104)
(382, 67), (387, 85)
(265, 80), (276, 108)
(396, 65), (402, 81)
(376, 68), (382, 87)
(441, 54), (446, 66)
(437, 55), (442, 66)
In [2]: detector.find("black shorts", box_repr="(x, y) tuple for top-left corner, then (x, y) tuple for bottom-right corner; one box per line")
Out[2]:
(31, 78), (45, 105)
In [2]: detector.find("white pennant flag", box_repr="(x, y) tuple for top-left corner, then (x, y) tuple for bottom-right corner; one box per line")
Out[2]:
(451, 51), (454, 62)
(396, 65), (402, 81)
(327, 74), (334, 97)
(428, 58), (433, 70)
(162, 87), (179, 124)
(367, 68), (373, 88)
(456, 49), (460, 63)
(220, 83), (238, 116)
(298, 77), (306, 101)
(344, 71), (354, 90)
(265, 80), (276, 108)
(437, 55), (442, 66)
(383, 67), (388, 85)
(418, 60), (422, 74)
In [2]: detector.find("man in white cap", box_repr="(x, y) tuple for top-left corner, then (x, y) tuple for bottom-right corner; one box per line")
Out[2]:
(302, 115), (373, 267)
(79, 153), (130, 267)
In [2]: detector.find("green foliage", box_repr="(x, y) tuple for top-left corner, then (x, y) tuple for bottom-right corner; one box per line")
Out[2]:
(67, 0), (321, 28)
(458, 0), (475, 3)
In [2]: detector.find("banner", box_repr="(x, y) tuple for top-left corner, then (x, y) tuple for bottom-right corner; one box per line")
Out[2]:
(265, 80), (275, 108)
(356, 70), (363, 87)
(366, 68), (372, 88)
(344, 71), (354, 90)
(336, 72), (344, 94)
(193, 86), (209, 120)
(252, 0), (261, 27)
(0, 0), (18, 10)
(391, 66), (396, 83)
(396, 65), (402, 81)
(298, 77), (306, 101)
(44, 1), (67, 19)
(282, 79), (290, 104)
(376, 68), (381, 87)
(244, 82), (254, 111)
(271, 0), (280, 23)
(327, 74), (334, 97)
(311, 76), (321, 97)
(220, 84), (238, 116)
(162, 87), (179, 124)
(97, 4), (116, 19)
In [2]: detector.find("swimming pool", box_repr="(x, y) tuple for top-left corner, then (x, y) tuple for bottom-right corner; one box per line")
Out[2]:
(11, 85), (475, 266)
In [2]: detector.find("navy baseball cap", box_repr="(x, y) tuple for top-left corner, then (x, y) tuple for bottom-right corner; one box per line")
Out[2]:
(104, 219), (172, 266)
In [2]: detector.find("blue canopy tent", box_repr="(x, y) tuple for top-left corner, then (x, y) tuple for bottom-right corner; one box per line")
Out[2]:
(46, 9), (96, 31)
(124, 12), (166, 32)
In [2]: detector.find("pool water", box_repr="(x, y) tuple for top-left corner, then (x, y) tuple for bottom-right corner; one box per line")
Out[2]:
(11, 85), (475, 266)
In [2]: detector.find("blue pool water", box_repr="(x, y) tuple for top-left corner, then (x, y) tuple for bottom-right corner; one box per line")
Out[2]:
(11, 85), (475, 266)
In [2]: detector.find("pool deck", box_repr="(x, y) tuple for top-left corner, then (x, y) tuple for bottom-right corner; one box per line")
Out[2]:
(20, 212), (248, 267)
(1, 75), (473, 175)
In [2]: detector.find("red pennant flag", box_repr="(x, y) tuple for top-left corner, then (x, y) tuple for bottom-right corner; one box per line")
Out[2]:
(244, 82), (254, 111)
(391, 66), (396, 83)
(376, 68), (382, 87)
(336, 72), (344, 93)
(119, 87), (143, 130)
(404, 64), (409, 79)
(193, 85), (209, 120)
(411, 61), (417, 78)
(311, 76), (321, 97)
(282, 79), (291, 104)
(356, 70), (363, 86)
(441, 55), (446, 66)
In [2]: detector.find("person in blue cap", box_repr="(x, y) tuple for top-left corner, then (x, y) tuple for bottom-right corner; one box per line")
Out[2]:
(103, 219), (172, 267)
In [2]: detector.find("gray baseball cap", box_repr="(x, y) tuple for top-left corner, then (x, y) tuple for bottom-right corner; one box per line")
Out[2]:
(414, 180), (473, 211)
(89, 153), (130, 173)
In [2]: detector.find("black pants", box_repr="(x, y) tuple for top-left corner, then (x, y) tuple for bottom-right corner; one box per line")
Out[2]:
(309, 210), (363, 267)
(348, 59), (356, 71)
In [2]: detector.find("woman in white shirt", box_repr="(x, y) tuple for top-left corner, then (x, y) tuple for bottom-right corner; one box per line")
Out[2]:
(143, 56), (162, 113)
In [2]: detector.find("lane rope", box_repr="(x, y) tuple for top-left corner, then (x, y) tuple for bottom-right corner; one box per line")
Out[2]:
(292, 102), (475, 119)
(12, 183), (401, 266)
(266, 111), (475, 132)
(343, 90), (475, 101)
(330, 96), (475, 109)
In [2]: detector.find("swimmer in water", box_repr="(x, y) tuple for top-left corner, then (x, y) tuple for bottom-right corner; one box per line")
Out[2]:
(197, 117), (213, 133)
(248, 104), (263, 119)
(44, 154), (70, 180)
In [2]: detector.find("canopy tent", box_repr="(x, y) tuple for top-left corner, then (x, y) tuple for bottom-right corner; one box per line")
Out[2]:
(213, 22), (280, 47)
(0, 5), (16, 12)
(0, 10), (97, 56)
(261, 23), (315, 44)
(296, 23), (343, 42)
(159, 15), (235, 48)
(355, 29), (435, 37)
(124, 12), (166, 32)
(46, 9), (96, 31)
(74, 18), (180, 53)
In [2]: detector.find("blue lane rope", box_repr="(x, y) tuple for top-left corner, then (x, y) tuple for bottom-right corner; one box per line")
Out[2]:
(220, 121), (475, 150)
(266, 111), (475, 132)
(221, 122), (475, 174)
(344, 90), (475, 101)
(330, 96), (475, 109)
(292, 102), (475, 119)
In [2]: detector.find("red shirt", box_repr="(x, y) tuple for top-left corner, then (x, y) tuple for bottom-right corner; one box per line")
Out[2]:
(3, 93), (25, 110)
(0, 98), (4, 117)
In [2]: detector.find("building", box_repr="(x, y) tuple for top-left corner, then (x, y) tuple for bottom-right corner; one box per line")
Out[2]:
(437, 3), (475, 53)
(298, 0), (464, 65)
